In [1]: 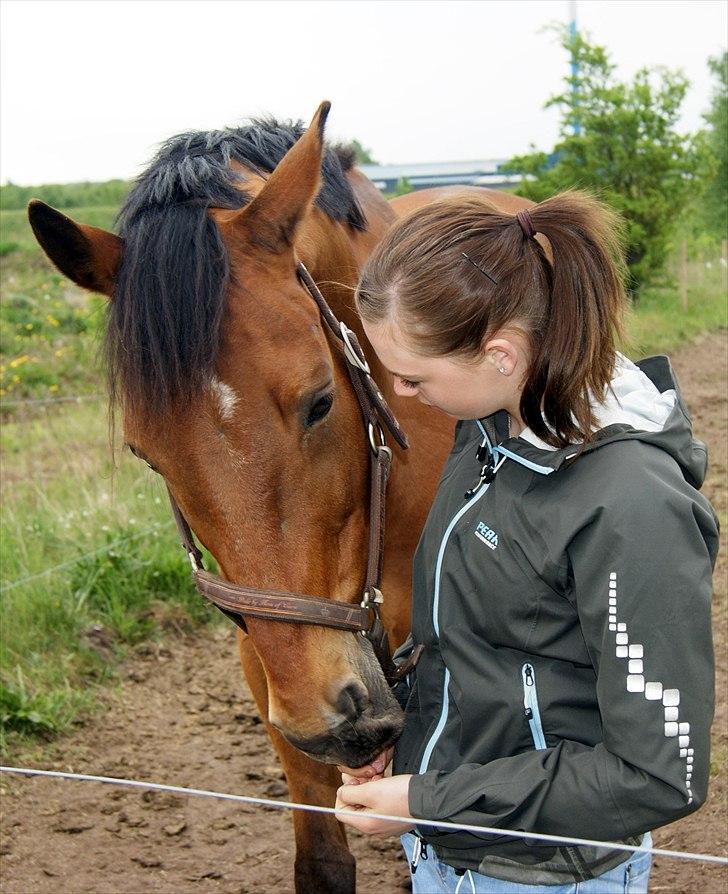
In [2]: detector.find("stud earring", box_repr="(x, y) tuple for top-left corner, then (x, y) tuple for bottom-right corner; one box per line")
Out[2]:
(498, 367), (507, 374)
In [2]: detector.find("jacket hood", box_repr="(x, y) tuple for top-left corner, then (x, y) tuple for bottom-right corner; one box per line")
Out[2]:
(481, 354), (708, 489)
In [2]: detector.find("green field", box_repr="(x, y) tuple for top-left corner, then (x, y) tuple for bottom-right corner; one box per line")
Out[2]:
(1, 201), (726, 752)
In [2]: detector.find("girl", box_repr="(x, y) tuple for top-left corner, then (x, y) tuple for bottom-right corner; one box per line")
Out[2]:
(334, 191), (718, 893)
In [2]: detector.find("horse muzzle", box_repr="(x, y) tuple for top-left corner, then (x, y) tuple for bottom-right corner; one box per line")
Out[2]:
(280, 708), (404, 767)
(274, 675), (405, 766)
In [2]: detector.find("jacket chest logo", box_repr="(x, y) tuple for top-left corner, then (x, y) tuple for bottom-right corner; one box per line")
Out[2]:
(474, 521), (499, 550)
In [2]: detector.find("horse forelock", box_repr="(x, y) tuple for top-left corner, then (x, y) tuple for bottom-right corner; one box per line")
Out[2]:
(107, 117), (367, 417)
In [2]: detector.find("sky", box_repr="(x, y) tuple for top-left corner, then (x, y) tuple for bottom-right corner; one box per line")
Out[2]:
(1, 0), (726, 186)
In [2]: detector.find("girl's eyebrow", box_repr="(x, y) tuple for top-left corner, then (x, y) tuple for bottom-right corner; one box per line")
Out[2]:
(388, 369), (420, 380)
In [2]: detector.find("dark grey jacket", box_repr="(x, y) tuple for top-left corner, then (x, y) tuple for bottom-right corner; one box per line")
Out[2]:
(393, 355), (719, 885)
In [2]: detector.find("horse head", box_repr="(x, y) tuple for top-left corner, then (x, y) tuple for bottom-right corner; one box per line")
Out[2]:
(29, 102), (405, 768)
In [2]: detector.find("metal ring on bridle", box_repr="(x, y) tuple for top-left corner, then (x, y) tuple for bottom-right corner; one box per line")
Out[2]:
(368, 422), (392, 462)
(340, 323), (370, 374)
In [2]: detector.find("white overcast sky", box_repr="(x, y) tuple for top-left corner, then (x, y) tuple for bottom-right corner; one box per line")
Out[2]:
(1, 0), (726, 185)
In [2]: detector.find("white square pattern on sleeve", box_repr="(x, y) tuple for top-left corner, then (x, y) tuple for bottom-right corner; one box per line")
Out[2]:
(609, 572), (692, 804)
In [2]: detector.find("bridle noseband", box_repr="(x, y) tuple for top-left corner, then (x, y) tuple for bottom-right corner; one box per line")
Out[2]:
(159, 262), (416, 686)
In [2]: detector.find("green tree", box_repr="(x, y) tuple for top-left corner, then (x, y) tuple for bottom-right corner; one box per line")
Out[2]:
(348, 138), (378, 166)
(698, 52), (727, 240)
(394, 176), (413, 196)
(503, 28), (698, 293)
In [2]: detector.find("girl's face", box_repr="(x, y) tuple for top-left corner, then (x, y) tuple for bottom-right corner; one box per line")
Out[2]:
(362, 318), (518, 422)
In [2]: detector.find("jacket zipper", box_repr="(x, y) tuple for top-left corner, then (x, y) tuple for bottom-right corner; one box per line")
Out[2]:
(418, 454), (495, 775)
(521, 663), (547, 750)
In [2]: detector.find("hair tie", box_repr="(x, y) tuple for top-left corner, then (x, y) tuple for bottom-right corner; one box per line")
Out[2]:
(516, 209), (537, 240)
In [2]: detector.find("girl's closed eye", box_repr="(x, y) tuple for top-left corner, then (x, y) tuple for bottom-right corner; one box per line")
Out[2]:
(399, 377), (420, 390)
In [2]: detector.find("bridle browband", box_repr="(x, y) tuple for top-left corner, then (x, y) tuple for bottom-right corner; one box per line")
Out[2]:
(159, 262), (417, 686)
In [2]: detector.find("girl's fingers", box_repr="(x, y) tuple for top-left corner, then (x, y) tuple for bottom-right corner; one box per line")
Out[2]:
(337, 745), (395, 779)
(341, 773), (383, 785)
(336, 783), (368, 807)
(336, 764), (376, 778)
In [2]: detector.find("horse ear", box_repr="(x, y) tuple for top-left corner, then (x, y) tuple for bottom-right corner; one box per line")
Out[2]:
(28, 200), (123, 298)
(237, 100), (331, 253)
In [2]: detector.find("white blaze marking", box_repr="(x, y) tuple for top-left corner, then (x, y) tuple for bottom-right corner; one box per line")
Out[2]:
(209, 377), (238, 420)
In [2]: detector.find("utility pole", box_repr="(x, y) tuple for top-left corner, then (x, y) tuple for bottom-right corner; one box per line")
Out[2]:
(569, 0), (581, 136)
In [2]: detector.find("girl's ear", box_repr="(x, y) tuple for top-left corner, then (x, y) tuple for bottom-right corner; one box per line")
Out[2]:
(28, 200), (124, 298)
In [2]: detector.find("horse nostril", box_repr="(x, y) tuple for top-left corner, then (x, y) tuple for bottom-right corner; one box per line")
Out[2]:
(335, 680), (370, 722)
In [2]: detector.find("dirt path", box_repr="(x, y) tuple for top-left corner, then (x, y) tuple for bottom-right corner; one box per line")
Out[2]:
(2, 332), (726, 893)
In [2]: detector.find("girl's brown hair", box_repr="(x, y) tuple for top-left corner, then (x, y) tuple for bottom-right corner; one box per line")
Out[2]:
(356, 190), (628, 448)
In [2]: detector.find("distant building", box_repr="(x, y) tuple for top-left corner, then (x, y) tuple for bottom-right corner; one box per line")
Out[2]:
(359, 159), (522, 193)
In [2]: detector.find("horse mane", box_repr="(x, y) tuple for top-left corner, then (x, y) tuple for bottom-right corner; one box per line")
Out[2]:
(108, 118), (366, 415)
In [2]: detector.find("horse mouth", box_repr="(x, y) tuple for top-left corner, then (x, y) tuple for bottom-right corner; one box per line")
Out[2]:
(281, 710), (404, 767)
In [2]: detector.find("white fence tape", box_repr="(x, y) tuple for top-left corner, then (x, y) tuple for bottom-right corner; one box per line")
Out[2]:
(0, 521), (174, 593)
(1, 394), (103, 408)
(1, 766), (726, 866)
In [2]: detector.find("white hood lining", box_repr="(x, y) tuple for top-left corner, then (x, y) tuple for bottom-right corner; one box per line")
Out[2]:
(519, 354), (677, 452)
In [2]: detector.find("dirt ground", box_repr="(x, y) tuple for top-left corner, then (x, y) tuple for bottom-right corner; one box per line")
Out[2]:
(1, 331), (726, 894)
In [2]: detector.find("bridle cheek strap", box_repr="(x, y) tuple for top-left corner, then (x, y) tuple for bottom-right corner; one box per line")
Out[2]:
(163, 263), (414, 686)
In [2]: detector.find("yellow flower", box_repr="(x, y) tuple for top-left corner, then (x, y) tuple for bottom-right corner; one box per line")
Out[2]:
(49, 384), (59, 393)
(9, 355), (29, 368)
(25, 323), (33, 330)
(46, 314), (60, 327)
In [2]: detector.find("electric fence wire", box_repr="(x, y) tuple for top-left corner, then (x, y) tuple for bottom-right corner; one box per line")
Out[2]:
(0, 393), (103, 408)
(1, 766), (726, 866)
(0, 520), (175, 593)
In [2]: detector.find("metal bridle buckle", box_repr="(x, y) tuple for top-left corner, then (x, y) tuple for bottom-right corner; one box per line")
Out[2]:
(361, 586), (384, 609)
(187, 550), (200, 573)
(340, 323), (371, 374)
(360, 586), (384, 635)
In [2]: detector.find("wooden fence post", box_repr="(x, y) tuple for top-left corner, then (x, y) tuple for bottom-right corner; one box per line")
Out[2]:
(678, 240), (689, 311)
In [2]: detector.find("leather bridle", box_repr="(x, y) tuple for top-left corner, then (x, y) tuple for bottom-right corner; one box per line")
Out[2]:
(157, 262), (414, 685)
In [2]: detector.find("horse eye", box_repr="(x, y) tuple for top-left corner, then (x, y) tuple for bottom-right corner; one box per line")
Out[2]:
(305, 392), (334, 428)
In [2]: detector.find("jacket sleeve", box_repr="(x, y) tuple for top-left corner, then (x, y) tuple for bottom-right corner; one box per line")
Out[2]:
(408, 458), (718, 841)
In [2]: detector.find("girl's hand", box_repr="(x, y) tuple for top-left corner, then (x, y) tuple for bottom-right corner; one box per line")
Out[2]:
(335, 774), (415, 836)
(337, 745), (394, 783)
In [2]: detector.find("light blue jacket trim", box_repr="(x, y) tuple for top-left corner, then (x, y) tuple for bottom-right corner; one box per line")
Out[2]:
(419, 480), (491, 774)
(475, 420), (554, 475)
(419, 667), (451, 774)
(493, 444), (555, 475)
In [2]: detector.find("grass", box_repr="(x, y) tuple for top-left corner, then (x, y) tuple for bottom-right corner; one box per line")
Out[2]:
(0, 202), (725, 751)
(0, 401), (218, 753)
(628, 256), (728, 358)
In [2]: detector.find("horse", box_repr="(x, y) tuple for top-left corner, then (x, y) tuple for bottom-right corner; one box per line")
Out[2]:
(28, 102), (537, 892)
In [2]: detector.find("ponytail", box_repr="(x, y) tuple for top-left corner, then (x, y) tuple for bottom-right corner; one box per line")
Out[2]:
(520, 191), (628, 446)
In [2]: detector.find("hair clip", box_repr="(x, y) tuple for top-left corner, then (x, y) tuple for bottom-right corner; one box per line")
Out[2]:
(461, 252), (499, 285)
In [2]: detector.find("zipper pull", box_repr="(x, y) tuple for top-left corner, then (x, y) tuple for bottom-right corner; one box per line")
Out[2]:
(410, 833), (429, 873)
(464, 459), (496, 499)
(523, 664), (534, 718)
(466, 437), (495, 499)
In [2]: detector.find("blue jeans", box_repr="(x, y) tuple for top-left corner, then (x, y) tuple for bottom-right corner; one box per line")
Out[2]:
(400, 832), (652, 893)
